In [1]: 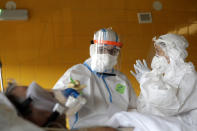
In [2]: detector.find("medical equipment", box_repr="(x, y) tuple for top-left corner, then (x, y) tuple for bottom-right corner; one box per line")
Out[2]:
(25, 80), (86, 127)
(53, 79), (87, 117)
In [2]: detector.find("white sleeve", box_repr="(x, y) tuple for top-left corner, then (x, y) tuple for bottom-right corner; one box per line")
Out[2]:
(177, 72), (197, 113)
(127, 80), (137, 110)
(53, 65), (77, 90)
(137, 72), (180, 116)
(53, 64), (90, 90)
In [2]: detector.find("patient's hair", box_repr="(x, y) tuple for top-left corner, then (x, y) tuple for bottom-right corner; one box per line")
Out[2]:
(5, 80), (17, 96)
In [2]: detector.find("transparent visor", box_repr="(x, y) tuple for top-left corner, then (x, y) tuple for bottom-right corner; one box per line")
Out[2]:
(154, 41), (167, 56)
(95, 44), (120, 56)
(90, 44), (121, 72)
(91, 27), (123, 72)
(146, 40), (167, 69)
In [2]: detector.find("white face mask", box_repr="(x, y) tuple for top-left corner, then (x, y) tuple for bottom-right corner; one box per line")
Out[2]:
(91, 54), (117, 72)
(151, 56), (169, 74)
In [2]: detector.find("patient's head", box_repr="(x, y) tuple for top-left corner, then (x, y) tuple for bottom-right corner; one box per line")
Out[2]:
(5, 81), (65, 128)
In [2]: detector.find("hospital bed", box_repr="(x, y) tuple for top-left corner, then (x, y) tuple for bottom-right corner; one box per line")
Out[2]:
(44, 127), (134, 131)
(0, 61), (134, 131)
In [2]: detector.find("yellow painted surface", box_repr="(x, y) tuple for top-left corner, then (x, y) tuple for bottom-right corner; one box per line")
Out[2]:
(0, 0), (197, 95)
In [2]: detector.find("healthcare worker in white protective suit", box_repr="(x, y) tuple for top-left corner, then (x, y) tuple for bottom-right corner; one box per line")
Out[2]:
(53, 28), (137, 129)
(132, 34), (197, 117)
(107, 34), (197, 131)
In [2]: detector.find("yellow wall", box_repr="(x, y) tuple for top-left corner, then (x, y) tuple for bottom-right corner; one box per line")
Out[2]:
(0, 0), (197, 95)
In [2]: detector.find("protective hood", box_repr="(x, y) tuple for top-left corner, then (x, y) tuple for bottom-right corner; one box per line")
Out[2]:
(152, 34), (194, 86)
(90, 28), (121, 72)
(153, 34), (188, 61)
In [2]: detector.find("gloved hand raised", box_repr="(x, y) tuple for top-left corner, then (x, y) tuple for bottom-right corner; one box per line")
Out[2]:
(130, 59), (151, 83)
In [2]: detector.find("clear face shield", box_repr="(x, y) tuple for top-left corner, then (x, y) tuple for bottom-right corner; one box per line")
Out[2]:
(96, 44), (120, 56)
(153, 37), (167, 56)
(90, 28), (122, 73)
(151, 37), (170, 73)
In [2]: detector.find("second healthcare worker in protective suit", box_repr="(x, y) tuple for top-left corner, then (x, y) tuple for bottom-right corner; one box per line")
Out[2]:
(131, 34), (197, 119)
(106, 34), (197, 131)
(53, 28), (137, 129)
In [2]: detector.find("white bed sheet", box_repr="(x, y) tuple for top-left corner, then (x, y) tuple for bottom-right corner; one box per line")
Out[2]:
(107, 110), (197, 131)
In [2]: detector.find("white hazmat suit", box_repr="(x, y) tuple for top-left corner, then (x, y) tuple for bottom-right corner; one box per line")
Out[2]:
(53, 28), (137, 129)
(107, 34), (197, 131)
(137, 34), (197, 118)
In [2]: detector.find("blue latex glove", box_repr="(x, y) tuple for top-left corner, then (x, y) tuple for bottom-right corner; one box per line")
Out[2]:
(61, 88), (79, 98)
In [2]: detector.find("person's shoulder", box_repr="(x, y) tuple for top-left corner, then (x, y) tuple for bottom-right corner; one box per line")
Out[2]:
(67, 59), (91, 71)
(114, 70), (129, 80)
(184, 62), (196, 75)
(64, 63), (90, 76)
(114, 69), (124, 75)
(182, 62), (197, 80)
(69, 63), (86, 70)
(53, 61), (91, 89)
